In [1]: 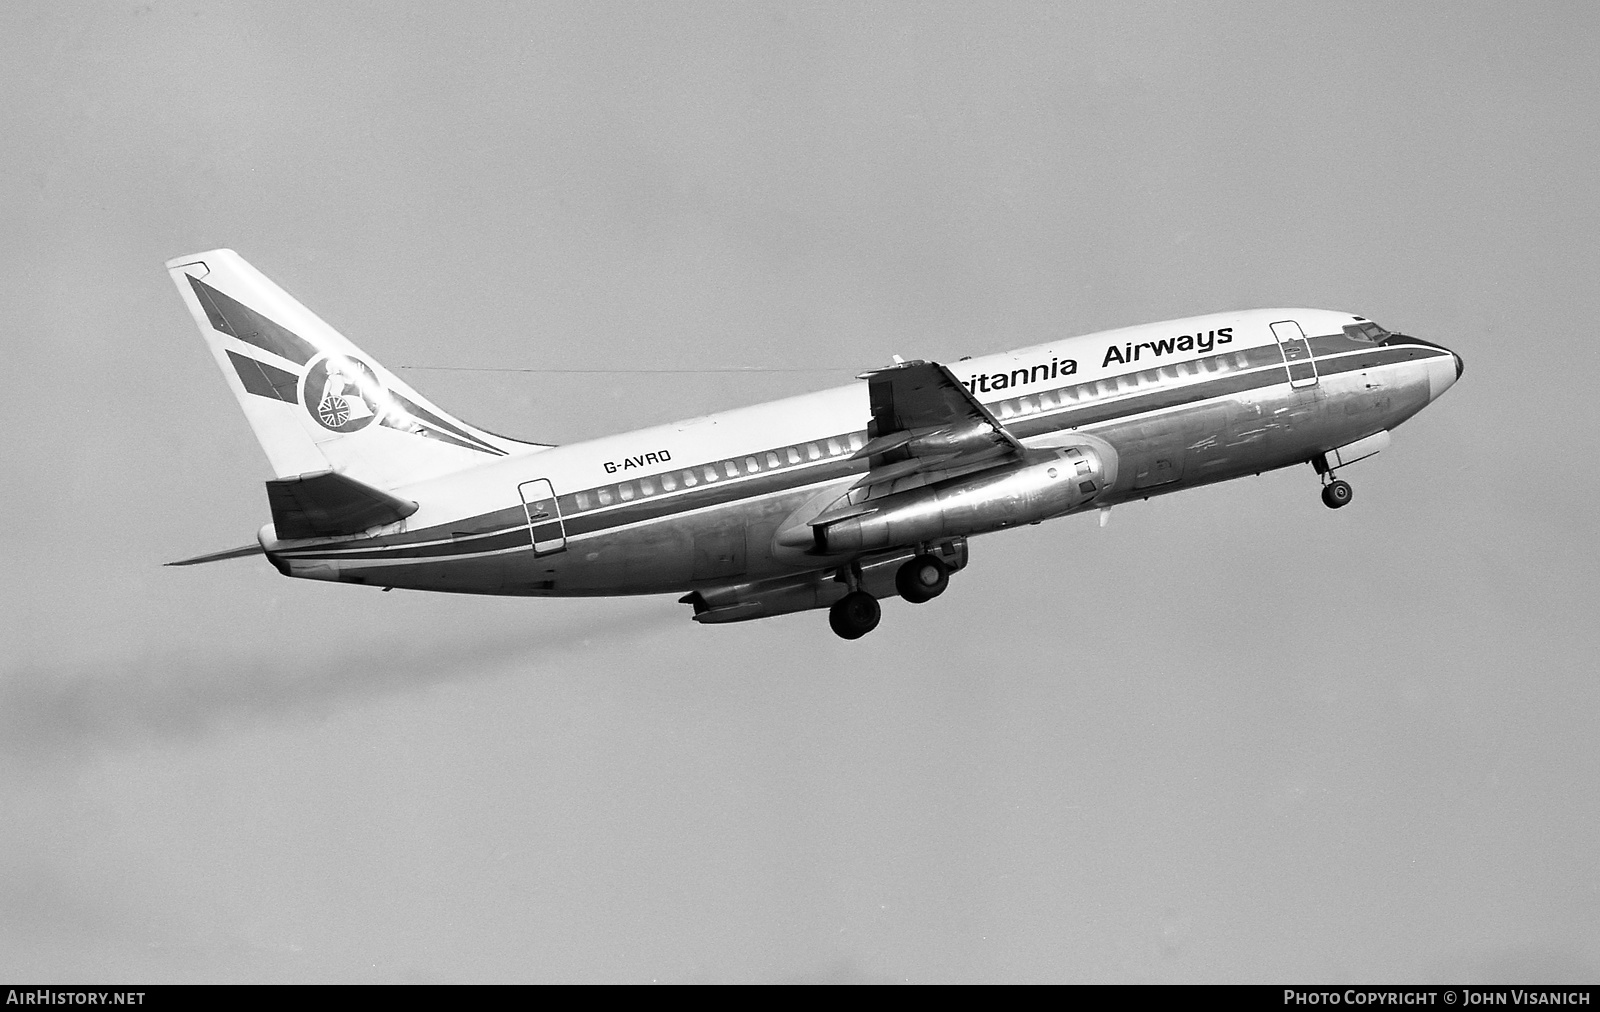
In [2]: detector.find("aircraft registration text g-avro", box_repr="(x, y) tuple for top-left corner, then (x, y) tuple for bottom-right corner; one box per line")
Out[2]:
(167, 249), (1463, 639)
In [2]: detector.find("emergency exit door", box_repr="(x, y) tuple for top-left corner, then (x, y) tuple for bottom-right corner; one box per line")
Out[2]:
(1270, 320), (1319, 389)
(518, 479), (567, 555)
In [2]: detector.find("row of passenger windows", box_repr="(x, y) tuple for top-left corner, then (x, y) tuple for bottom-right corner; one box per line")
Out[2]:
(563, 431), (868, 513)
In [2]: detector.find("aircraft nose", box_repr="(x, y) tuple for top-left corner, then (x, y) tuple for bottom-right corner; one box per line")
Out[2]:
(1423, 341), (1463, 401)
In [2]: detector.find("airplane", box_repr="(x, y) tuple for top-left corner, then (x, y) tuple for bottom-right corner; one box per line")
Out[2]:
(166, 249), (1463, 639)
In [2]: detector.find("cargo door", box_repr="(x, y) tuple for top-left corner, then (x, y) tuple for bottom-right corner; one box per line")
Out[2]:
(1270, 320), (1319, 389)
(518, 479), (567, 555)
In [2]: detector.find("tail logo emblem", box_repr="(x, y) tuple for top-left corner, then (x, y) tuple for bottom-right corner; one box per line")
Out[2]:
(302, 355), (383, 433)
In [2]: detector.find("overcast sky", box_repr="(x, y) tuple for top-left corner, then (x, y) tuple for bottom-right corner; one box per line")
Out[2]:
(3, 1), (1597, 984)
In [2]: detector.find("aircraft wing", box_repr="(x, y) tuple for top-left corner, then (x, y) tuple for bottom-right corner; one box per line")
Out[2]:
(848, 359), (1024, 497)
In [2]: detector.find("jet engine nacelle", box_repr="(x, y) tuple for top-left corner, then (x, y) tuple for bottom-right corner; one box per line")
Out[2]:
(817, 445), (1110, 555)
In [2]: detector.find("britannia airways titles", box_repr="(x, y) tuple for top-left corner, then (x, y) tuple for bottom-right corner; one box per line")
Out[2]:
(959, 327), (1235, 395)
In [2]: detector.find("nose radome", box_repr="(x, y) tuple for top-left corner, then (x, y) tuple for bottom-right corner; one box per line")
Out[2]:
(1425, 342), (1463, 401)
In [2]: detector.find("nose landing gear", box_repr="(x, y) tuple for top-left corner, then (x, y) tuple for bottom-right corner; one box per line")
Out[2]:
(1321, 478), (1353, 509)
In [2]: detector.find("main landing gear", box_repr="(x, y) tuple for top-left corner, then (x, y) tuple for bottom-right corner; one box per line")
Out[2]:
(828, 591), (881, 640)
(1321, 479), (1353, 509)
(828, 553), (953, 640)
(895, 554), (950, 604)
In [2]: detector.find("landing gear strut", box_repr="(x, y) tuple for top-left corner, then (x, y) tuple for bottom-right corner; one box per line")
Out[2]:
(829, 591), (881, 640)
(1321, 478), (1353, 509)
(895, 555), (950, 604)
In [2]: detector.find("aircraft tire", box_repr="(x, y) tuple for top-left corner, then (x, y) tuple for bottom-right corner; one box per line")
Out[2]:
(1322, 479), (1353, 509)
(829, 591), (882, 639)
(896, 555), (950, 604)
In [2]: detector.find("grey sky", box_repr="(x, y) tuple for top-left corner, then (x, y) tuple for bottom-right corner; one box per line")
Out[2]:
(2, 1), (1597, 983)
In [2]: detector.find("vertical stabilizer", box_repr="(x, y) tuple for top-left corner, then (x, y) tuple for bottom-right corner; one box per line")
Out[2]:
(167, 249), (544, 489)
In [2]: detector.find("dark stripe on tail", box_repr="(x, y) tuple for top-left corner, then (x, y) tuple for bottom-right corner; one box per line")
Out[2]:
(189, 275), (316, 365)
(227, 351), (300, 402)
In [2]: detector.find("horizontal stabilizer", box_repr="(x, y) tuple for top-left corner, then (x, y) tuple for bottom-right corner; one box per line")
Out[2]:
(165, 543), (266, 567)
(266, 470), (419, 540)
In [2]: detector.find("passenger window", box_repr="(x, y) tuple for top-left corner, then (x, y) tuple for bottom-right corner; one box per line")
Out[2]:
(574, 491), (591, 510)
(745, 456), (760, 473)
(661, 473), (677, 492)
(618, 482), (635, 502)
(826, 437), (842, 456)
(682, 470), (698, 487)
(848, 432), (865, 452)
(703, 466), (718, 482)
(765, 451), (781, 468)
(722, 460), (738, 478)
(786, 447), (801, 464)
(640, 477), (655, 496)
(802, 443), (817, 461)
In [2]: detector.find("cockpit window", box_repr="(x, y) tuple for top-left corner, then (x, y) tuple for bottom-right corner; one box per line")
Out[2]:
(1343, 321), (1390, 342)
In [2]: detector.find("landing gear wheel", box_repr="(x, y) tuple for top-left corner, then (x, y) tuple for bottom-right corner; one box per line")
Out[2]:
(829, 591), (881, 640)
(896, 555), (950, 604)
(1321, 479), (1353, 509)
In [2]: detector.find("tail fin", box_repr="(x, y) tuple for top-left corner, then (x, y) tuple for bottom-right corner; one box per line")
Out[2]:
(167, 249), (543, 490)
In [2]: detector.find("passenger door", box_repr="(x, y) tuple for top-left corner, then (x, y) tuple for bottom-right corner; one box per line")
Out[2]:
(1270, 320), (1319, 389)
(518, 479), (567, 555)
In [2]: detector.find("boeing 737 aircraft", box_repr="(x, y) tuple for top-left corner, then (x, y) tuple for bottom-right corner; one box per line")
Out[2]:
(168, 250), (1462, 639)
